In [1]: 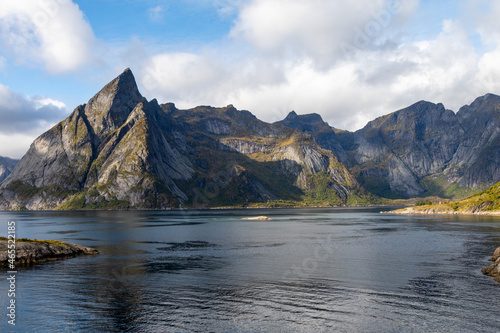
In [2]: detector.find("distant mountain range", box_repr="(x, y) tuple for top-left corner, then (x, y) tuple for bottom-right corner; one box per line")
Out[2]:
(0, 157), (18, 183)
(283, 93), (500, 199)
(0, 68), (499, 210)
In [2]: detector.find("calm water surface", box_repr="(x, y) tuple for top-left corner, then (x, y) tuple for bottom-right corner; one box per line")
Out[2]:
(1, 207), (500, 332)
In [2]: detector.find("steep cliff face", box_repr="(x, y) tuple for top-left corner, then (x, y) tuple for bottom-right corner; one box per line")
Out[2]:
(170, 105), (365, 207)
(0, 157), (18, 183)
(0, 69), (366, 210)
(453, 94), (500, 189)
(343, 101), (466, 198)
(0, 69), (193, 210)
(285, 96), (500, 199)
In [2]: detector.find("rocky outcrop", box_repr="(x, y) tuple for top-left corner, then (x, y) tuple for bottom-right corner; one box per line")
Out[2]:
(385, 206), (500, 216)
(0, 156), (18, 183)
(482, 247), (500, 282)
(0, 239), (98, 265)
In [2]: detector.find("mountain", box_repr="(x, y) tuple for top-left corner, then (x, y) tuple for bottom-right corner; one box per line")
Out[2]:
(283, 95), (500, 199)
(1, 68), (499, 210)
(0, 156), (18, 183)
(0, 69), (369, 210)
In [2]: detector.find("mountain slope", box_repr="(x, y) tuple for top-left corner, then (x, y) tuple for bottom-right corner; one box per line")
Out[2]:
(284, 96), (500, 199)
(0, 69), (193, 210)
(0, 69), (369, 210)
(2, 68), (498, 210)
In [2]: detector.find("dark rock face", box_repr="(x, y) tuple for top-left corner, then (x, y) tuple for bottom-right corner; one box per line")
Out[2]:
(454, 94), (500, 189)
(0, 239), (98, 265)
(0, 69), (194, 210)
(286, 96), (500, 199)
(0, 156), (18, 183)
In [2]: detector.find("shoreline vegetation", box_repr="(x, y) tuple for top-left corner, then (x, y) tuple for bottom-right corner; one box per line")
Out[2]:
(382, 182), (500, 216)
(0, 238), (99, 266)
(1, 183), (499, 214)
(2, 196), (434, 212)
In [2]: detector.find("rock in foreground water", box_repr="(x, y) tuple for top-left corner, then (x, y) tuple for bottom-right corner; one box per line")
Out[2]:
(0, 238), (99, 266)
(482, 247), (500, 282)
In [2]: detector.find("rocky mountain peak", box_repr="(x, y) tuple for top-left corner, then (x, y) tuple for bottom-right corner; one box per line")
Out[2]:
(83, 68), (143, 139)
(282, 111), (324, 124)
(458, 93), (500, 115)
(279, 111), (333, 141)
(285, 111), (298, 120)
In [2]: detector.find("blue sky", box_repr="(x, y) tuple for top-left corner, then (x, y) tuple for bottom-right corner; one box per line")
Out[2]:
(1, 0), (500, 158)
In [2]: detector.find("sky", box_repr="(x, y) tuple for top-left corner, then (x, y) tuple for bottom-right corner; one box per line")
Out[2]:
(1, 0), (500, 158)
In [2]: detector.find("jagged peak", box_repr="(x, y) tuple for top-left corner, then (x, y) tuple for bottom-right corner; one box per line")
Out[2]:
(285, 110), (298, 120)
(99, 68), (140, 98)
(456, 93), (500, 120)
(83, 68), (144, 138)
(465, 93), (500, 110)
(87, 68), (141, 106)
(360, 100), (449, 132)
(282, 111), (325, 124)
(390, 100), (445, 117)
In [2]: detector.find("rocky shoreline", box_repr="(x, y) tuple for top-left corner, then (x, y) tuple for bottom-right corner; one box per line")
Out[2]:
(0, 238), (99, 266)
(382, 206), (500, 216)
(482, 247), (500, 282)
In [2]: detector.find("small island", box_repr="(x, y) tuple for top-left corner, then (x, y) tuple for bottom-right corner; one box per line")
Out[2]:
(0, 238), (99, 266)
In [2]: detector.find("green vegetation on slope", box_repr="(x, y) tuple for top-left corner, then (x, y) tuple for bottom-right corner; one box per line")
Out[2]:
(0, 237), (68, 247)
(396, 181), (500, 214)
(419, 175), (481, 200)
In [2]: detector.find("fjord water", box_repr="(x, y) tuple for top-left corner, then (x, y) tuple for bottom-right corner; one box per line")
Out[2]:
(1, 208), (500, 332)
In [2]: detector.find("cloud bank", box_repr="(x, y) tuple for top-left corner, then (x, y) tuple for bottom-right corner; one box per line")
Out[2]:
(0, 84), (67, 134)
(2, 0), (500, 158)
(137, 0), (500, 130)
(0, 84), (68, 158)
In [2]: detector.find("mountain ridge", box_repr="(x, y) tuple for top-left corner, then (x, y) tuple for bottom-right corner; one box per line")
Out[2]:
(290, 96), (500, 199)
(0, 68), (499, 210)
(0, 69), (370, 210)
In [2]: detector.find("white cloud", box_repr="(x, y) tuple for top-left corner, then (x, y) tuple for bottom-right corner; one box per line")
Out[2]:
(0, 0), (97, 74)
(148, 5), (164, 22)
(0, 133), (37, 159)
(139, 52), (227, 106)
(136, 6), (500, 132)
(3, 0), (500, 163)
(0, 85), (68, 158)
(230, 0), (418, 68)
